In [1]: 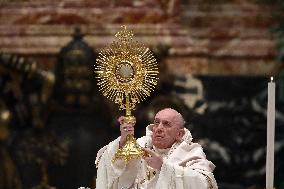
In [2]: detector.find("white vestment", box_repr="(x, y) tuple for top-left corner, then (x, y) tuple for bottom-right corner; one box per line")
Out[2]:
(95, 125), (218, 189)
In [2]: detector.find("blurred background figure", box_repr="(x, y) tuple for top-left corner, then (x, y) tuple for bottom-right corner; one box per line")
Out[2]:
(0, 0), (284, 189)
(0, 103), (22, 189)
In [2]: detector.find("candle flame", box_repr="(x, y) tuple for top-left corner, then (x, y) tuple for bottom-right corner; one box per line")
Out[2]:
(270, 76), (274, 82)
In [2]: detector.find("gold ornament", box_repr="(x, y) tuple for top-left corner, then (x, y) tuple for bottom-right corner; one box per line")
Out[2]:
(95, 26), (159, 162)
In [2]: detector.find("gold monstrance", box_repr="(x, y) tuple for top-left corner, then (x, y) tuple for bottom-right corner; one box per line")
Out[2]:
(95, 26), (159, 162)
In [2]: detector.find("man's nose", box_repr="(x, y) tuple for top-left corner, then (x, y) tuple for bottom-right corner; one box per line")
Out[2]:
(156, 122), (164, 131)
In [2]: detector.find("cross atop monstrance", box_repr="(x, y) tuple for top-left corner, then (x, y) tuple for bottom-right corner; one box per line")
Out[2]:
(95, 25), (159, 162)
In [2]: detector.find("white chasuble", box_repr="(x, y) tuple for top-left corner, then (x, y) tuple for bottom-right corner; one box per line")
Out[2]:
(95, 125), (218, 189)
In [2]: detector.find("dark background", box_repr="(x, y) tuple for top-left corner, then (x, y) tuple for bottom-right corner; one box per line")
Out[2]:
(1, 1), (284, 189)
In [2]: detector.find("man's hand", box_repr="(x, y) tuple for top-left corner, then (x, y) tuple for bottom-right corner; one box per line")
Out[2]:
(143, 148), (163, 170)
(118, 116), (135, 148)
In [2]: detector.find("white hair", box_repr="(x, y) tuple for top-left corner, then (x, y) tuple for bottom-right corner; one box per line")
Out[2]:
(158, 108), (185, 128)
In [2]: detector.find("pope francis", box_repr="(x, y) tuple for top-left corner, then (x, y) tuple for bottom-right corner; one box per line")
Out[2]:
(95, 108), (218, 189)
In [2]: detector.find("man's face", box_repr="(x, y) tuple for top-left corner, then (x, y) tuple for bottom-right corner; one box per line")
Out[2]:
(152, 109), (184, 149)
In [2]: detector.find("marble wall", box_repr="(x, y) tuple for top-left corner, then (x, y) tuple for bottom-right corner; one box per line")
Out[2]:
(1, 1), (284, 189)
(0, 0), (281, 75)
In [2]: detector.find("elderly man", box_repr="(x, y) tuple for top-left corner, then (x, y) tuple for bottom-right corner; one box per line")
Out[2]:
(95, 108), (218, 189)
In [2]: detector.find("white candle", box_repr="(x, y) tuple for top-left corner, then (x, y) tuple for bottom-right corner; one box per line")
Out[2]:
(266, 76), (275, 189)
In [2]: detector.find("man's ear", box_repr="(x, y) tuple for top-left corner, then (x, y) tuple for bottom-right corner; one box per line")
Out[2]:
(177, 128), (185, 141)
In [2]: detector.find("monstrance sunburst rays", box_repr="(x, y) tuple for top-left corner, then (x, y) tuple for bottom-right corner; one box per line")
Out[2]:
(95, 26), (159, 122)
(94, 26), (159, 163)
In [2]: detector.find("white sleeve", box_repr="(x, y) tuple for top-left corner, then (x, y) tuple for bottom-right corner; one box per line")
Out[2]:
(95, 137), (140, 189)
(155, 160), (217, 189)
(96, 138), (120, 189)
